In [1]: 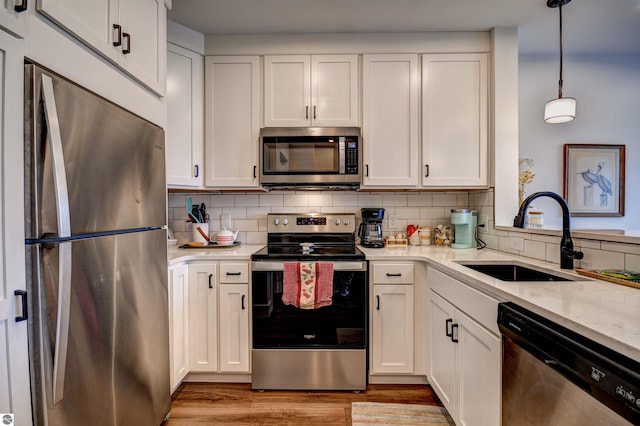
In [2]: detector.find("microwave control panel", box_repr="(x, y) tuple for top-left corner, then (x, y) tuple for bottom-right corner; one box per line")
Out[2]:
(345, 139), (359, 174)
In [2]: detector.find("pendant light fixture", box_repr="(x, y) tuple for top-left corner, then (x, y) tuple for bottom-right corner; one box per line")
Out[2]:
(544, 0), (576, 124)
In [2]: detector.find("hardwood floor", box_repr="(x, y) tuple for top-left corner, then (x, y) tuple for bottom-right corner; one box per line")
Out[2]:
(168, 382), (443, 425)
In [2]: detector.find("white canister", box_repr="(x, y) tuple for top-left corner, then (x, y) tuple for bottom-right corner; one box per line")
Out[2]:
(419, 227), (432, 245)
(191, 222), (210, 244)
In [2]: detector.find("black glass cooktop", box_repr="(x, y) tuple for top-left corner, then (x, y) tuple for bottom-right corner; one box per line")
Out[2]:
(251, 244), (365, 261)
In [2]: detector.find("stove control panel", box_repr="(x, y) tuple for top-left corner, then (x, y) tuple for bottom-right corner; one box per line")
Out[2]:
(268, 213), (356, 233)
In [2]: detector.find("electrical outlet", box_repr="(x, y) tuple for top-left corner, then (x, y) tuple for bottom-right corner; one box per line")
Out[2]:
(387, 214), (397, 229)
(478, 215), (488, 228)
(509, 237), (524, 252)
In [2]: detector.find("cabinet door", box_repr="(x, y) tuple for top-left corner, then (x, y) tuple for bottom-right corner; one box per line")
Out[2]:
(37, 0), (117, 62)
(311, 55), (359, 127)
(264, 55), (310, 127)
(169, 264), (189, 391)
(167, 43), (203, 187)
(422, 54), (488, 187)
(371, 284), (414, 374)
(188, 263), (218, 372)
(362, 54), (419, 187)
(218, 284), (250, 373)
(457, 311), (501, 426)
(117, 0), (165, 94)
(205, 56), (260, 188)
(0, 0), (26, 37)
(428, 291), (456, 412)
(0, 28), (31, 422)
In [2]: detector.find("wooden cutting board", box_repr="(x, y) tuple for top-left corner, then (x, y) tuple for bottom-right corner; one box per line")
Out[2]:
(575, 268), (640, 289)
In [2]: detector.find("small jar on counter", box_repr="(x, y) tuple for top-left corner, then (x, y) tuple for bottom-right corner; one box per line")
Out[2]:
(419, 226), (431, 245)
(527, 207), (544, 228)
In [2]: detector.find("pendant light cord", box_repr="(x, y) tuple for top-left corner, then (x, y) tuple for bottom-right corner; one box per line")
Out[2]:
(558, 2), (564, 98)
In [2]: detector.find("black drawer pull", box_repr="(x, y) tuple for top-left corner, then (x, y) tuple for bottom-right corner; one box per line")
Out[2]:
(208, 273), (213, 289)
(241, 295), (246, 310)
(386, 273), (402, 277)
(226, 272), (242, 276)
(112, 24), (122, 47)
(194, 164), (199, 177)
(376, 295), (380, 310)
(15, 290), (28, 322)
(445, 318), (453, 337)
(451, 323), (459, 343)
(122, 32), (131, 54)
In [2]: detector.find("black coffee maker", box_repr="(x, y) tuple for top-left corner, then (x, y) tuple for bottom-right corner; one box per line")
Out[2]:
(358, 208), (385, 248)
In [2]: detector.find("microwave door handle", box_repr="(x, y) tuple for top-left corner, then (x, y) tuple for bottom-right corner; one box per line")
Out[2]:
(41, 74), (73, 405)
(339, 137), (345, 174)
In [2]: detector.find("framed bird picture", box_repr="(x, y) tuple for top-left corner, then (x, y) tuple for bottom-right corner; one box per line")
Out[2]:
(563, 144), (625, 217)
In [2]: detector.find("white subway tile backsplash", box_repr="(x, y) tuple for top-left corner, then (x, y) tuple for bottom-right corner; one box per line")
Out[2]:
(395, 207), (421, 220)
(382, 194), (408, 206)
(234, 194), (260, 206)
(523, 239), (546, 261)
(407, 194), (433, 207)
(357, 193), (384, 207)
(259, 194), (284, 207)
(170, 188), (640, 273)
(433, 194), (458, 207)
(307, 193), (333, 207)
(210, 194), (235, 207)
(579, 248), (625, 270)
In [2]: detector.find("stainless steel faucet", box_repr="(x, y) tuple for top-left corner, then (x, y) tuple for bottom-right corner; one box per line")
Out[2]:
(513, 191), (584, 269)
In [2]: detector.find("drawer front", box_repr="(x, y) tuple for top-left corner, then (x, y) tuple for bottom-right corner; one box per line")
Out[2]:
(372, 263), (415, 284)
(428, 267), (499, 335)
(220, 262), (249, 283)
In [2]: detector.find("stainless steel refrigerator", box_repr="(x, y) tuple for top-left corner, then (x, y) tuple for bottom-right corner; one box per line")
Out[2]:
(24, 63), (170, 426)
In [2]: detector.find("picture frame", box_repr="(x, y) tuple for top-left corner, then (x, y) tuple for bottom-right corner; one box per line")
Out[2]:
(563, 144), (625, 217)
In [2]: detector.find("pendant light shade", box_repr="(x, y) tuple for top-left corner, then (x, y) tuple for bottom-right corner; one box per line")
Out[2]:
(545, 0), (575, 124)
(544, 97), (576, 123)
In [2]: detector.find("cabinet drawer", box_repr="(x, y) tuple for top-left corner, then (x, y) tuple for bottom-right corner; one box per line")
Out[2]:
(220, 262), (249, 283)
(428, 267), (499, 335)
(372, 263), (414, 284)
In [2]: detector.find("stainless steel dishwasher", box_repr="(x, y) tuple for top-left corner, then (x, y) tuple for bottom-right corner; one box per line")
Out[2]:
(498, 302), (639, 425)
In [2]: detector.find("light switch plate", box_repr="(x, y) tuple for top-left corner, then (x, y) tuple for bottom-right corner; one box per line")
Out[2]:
(387, 214), (397, 229)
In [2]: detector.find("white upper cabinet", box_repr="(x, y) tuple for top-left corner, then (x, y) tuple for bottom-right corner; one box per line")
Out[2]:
(361, 54), (420, 187)
(166, 43), (204, 188)
(36, 0), (166, 94)
(0, 0), (26, 37)
(264, 54), (359, 127)
(421, 53), (488, 188)
(205, 55), (260, 188)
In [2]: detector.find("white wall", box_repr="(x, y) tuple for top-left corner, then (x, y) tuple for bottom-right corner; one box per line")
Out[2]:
(519, 53), (640, 230)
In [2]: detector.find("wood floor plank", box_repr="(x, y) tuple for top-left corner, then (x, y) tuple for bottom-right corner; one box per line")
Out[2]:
(168, 383), (442, 425)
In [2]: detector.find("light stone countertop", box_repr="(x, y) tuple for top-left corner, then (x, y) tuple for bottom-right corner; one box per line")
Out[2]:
(167, 242), (640, 363)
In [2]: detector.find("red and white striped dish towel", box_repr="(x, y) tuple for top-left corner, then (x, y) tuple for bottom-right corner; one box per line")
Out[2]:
(282, 262), (334, 309)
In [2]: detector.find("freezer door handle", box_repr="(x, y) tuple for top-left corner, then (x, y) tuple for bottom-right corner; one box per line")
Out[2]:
(41, 74), (73, 405)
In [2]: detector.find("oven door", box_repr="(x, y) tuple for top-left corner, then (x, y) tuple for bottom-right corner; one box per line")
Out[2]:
(251, 261), (367, 349)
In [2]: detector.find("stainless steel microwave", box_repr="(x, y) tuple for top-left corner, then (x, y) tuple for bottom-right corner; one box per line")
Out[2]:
(259, 127), (361, 188)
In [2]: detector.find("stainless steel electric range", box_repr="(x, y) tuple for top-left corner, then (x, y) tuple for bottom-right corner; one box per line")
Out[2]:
(251, 213), (368, 390)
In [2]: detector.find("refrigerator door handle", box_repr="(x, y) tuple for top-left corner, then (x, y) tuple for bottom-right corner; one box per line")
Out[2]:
(41, 74), (73, 405)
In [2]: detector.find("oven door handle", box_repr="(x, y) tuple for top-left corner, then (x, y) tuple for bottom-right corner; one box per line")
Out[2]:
(252, 261), (366, 272)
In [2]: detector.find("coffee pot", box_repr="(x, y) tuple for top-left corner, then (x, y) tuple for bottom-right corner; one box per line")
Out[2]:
(358, 208), (385, 248)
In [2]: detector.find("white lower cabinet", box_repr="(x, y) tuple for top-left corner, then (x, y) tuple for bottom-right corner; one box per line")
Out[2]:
(188, 263), (218, 372)
(218, 263), (250, 373)
(428, 268), (501, 426)
(170, 260), (251, 390)
(370, 263), (415, 374)
(169, 263), (189, 392)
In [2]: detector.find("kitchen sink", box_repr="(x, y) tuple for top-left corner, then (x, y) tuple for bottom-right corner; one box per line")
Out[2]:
(456, 262), (578, 282)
